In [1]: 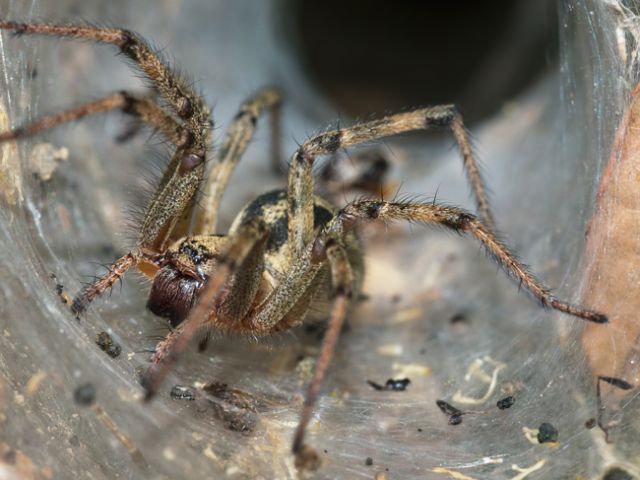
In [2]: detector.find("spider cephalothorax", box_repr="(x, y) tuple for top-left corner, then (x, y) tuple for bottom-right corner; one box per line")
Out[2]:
(0, 20), (608, 471)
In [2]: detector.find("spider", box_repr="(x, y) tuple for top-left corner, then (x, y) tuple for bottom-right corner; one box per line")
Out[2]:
(0, 20), (608, 471)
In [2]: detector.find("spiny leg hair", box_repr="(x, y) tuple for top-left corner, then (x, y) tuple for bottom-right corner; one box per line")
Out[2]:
(287, 106), (494, 263)
(288, 197), (606, 466)
(0, 91), (190, 147)
(325, 200), (607, 323)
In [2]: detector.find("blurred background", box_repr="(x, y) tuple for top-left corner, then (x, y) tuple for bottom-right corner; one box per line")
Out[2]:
(0, 1), (638, 479)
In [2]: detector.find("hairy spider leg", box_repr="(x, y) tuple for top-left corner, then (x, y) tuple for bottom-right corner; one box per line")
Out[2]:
(291, 240), (352, 470)
(188, 113), (612, 466)
(0, 21), (212, 310)
(289, 197), (608, 467)
(193, 87), (282, 234)
(0, 91), (190, 147)
(287, 106), (496, 266)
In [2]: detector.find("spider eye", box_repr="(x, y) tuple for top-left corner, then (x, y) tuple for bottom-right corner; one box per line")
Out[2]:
(177, 239), (213, 266)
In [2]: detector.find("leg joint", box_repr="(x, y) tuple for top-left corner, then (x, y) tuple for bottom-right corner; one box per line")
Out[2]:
(424, 104), (460, 128)
(301, 129), (343, 156)
(117, 29), (136, 52)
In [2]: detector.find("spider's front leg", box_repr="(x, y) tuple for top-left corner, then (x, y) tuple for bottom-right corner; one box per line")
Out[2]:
(0, 21), (214, 311)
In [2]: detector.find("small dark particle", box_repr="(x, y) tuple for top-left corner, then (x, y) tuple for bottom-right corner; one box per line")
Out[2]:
(203, 382), (259, 433)
(599, 376), (633, 390)
(537, 422), (558, 443)
(73, 383), (96, 406)
(436, 399), (465, 425)
(367, 378), (411, 392)
(365, 457), (373, 466)
(367, 380), (386, 391)
(585, 418), (596, 429)
(55, 283), (64, 296)
(95, 331), (121, 358)
(450, 313), (467, 325)
(496, 396), (515, 410)
(436, 399), (462, 416)
(68, 435), (80, 447)
(449, 415), (463, 426)
(602, 467), (634, 480)
(417, 428), (423, 432)
(385, 378), (410, 391)
(170, 385), (195, 401)
(357, 293), (370, 303)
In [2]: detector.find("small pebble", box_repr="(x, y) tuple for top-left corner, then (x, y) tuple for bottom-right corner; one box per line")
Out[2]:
(496, 396), (515, 410)
(448, 415), (463, 426)
(95, 331), (121, 358)
(450, 313), (467, 324)
(365, 457), (373, 466)
(367, 378), (410, 391)
(73, 383), (96, 406)
(170, 385), (195, 401)
(585, 418), (596, 429)
(537, 422), (558, 443)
